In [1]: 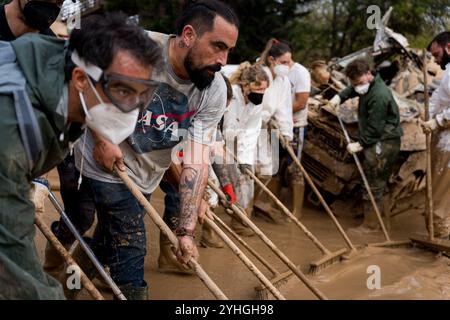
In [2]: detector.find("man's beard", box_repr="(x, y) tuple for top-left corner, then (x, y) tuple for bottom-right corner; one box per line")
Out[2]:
(184, 50), (222, 90)
(440, 49), (450, 70)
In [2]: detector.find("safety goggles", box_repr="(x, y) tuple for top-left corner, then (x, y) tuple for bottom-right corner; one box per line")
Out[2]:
(100, 73), (160, 113)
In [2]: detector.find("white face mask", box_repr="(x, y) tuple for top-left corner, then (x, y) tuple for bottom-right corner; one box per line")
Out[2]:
(79, 80), (139, 145)
(354, 83), (370, 95)
(274, 64), (290, 77)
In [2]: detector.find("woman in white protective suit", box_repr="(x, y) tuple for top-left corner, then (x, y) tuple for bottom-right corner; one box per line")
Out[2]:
(254, 39), (294, 220)
(222, 62), (270, 235)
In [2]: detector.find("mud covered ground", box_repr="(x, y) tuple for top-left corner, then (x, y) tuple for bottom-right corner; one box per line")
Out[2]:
(34, 170), (450, 300)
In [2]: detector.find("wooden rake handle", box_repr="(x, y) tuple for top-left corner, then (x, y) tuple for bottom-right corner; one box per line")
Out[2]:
(270, 121), (357, 251)
(114, 166), (228, 300)
(35, 215), (104, 300)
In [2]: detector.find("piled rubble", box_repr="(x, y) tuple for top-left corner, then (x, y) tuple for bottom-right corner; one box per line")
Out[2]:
(302, 9), (443, 217)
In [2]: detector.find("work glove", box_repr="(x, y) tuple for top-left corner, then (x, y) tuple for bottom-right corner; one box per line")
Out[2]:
(347, 142), (363, 154)
(239, 164), (254, 174)
(222, 183), (237, 205)
(421, 119), (439, 134)
(328, 95), (341, 109)
(31, 178), (50, 218)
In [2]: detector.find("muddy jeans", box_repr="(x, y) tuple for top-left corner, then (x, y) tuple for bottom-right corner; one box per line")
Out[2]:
(160, 180), (180, 231)
(83, 176), (149, 288)
(51, 155), (96, 245)
(362, 138), (401, 201)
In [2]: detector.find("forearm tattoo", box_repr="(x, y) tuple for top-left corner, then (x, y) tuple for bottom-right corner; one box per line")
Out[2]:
(178, 165), (208, 232)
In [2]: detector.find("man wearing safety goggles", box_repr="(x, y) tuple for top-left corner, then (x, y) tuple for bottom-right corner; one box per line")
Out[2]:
(70, 0), (239, 300)
(0, 12), (161, 299)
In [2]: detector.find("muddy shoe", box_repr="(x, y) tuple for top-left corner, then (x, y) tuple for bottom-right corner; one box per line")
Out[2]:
(114, 282), (148, 300)
(43, 240), (71, 279)
(348, 200), (383, 235)
(200, 223), (224, 248)
(158, 234), (195, 275)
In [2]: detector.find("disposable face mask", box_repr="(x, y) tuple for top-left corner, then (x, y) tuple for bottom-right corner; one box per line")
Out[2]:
(22, 1), (61, 31)
(274, 64), (290, 77)
(354, 83), (370, 95)
(79, 79), (139, 145)
(247, 92), (264, 105)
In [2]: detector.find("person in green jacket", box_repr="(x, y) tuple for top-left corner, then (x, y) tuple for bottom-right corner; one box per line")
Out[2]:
(0, 12), (161, 299)
(329, 59), (403, 232)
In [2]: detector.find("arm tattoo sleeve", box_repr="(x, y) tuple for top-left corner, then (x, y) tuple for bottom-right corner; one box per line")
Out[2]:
(177, 164), (208, 232)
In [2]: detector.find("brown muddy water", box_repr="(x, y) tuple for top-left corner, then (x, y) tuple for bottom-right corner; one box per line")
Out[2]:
(34, 170), (450, 300)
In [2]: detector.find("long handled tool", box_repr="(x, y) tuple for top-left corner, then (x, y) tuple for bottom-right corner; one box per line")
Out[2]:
(35, 215), (104, 300)
(314, 97), (410, 247)
(228, 149), (347, 274)
(115, 167), (228, 300)
(321, 102), (411, 248)
(203, 214), (286, 300)
(336, 116), (392, 242)
(411, 50), (450, 253)
(166, 163), (285, 299)
(270, 122), (359, 254)
(46, 188), (127, 300)
(207, 180), (328, 300)
(212, 209), (294, 300)
(212, 212), (280, 277)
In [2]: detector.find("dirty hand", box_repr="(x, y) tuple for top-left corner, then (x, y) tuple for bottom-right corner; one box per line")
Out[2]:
(93, 133), (125, 172)
(222, 183), (237, 205)
(176, 235), (199, 266)
(347, 142), (363, 154)
(328, 95), (341, 109)
(31, 178), (50, 217)
(421, 119), (438, 134)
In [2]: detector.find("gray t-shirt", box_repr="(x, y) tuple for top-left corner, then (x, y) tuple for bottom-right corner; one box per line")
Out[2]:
(75, 32), (227, 194)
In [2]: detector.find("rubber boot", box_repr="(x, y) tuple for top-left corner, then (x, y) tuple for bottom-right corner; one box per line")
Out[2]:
(115, 281), (149, 300)
(200, 221), (224, 248)
(230, 203), (255, 237)
(158, 233), (195, 274)
(43, 240), (72, 280)
(253, 177), (282, 223)
(292, 179), (305, 219)
(349, 200), (382, 234)
(60, 244), (99, 300)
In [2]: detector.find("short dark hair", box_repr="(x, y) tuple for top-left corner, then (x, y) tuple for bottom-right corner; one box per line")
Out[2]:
(176, 0), (239, 36)
(427, 31), (450, 51)
(66, 12), (162, 79)
(345, 59), (371, 81)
